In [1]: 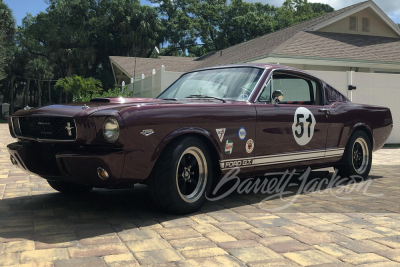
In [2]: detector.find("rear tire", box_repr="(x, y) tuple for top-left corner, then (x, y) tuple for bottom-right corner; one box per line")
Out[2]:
(335, 130), (372, 179)
(147, 136), (214, 214)
(47, 180), (93, 194)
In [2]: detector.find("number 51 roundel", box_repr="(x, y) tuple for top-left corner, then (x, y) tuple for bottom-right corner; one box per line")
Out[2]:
(292, 107), (316, 146)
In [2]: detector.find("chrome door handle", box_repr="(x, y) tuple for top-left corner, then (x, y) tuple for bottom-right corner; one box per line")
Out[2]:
(318, 108), (331, 115)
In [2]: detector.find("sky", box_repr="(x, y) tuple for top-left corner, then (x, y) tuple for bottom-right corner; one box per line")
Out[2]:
(3, 0), (400, 26)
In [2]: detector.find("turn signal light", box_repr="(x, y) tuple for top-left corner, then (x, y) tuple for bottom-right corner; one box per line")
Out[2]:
(97, 167), (109, 180)
(10, 156), (17, 166)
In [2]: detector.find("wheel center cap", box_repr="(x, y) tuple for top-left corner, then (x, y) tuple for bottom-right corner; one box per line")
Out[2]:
(184, 171), (190, 178)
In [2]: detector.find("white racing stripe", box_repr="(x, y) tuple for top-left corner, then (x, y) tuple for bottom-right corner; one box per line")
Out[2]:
(220, 147), (345, 170)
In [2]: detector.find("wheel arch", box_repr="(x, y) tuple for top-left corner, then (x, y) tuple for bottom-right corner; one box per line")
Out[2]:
(151, 127), (223, 172)
(348, 123), (374, 148)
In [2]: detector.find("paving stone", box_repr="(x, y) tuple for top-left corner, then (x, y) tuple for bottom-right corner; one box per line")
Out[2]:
(156, 227), (201, 240)
(337, 239), (392, 253)
(35, 234), (79, 249)
(372, 236), (400, 249)
(180, 247), (228, 259)
(126, 238), (171, 252)
(282, 224), (316, 234)
(79, 233), (121, 246)
(368, 227), (400, 236)
(291, 232), (351, 245)
(225, 229), (261, 240)
(169, 237), (217, 251)
(103, 253), (139, 267)
(117, 229), (160, 241)
(133, 249), (185, 265)
(3, 240), (35, 253)
(246, 217), (292, 228)
(189, 214), (219, 224)
(204, 231), (237, 243)
(218, 240), (261, 250)
(335, 228), (384, 239)
(212, 221), (252, 231)
(358, 262), (400, 267)
(191, 223), (221, 234)
(54, 257), (107, 267)
(0, 253), (19, 266)
(268, 240), (311, 253)
(247, 259), (300, 267)
(68, 243), (129, 258)
(161, 218), (197, 228)
(176, 255), (246, 267)
(283, 250), (341, 266)
(313, 243), (356, 257)
(250, 227), (293, 237)
(258, 236), (296, 246)
(375, 249), (400, 262)
(340, 253), (390, 265)
(227, 246), (283, 263)
(338, 218), (376, 229)
(208, 213), (248, 222)
(20, 248), (69, 263)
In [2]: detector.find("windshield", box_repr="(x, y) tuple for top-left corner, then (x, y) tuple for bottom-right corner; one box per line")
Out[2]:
(157, 67), (264, 101)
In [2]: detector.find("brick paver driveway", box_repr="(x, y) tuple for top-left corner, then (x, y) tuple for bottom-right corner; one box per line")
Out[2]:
(0, 124), (399, 267)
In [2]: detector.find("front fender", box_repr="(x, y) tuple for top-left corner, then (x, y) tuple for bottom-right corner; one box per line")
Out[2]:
(151, 127), (223, 162)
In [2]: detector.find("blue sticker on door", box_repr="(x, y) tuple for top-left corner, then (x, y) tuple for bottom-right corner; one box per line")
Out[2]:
(238, 127), (246, 140)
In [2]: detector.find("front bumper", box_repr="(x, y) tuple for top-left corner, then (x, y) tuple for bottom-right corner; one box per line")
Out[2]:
(7, 142), (129, 187)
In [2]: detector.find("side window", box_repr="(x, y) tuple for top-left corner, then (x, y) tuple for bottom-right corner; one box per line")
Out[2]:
(272, 74), (319, 105)
(258, 81), (271, 102)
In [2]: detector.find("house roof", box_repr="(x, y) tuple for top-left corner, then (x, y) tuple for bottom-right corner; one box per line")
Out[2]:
(274, 31), (400, 64)
(110, 56), (198, 77)
(195, 1), (370, 69)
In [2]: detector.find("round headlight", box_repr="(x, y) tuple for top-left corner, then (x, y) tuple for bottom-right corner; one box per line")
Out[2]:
(103, 117), (119, 143)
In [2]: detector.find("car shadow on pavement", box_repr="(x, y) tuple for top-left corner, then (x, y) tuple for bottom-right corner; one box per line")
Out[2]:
(0, 166), (398, 245)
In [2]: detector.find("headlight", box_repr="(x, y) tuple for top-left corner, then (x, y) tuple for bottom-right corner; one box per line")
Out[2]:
(103, 117), (119, 143)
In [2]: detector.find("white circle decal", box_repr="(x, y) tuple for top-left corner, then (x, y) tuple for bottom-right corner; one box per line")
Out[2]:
(292, 107), (316, 146)
(246, 139), (254, 153)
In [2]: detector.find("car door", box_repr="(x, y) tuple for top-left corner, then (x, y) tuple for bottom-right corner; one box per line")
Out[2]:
(253, 71), (331, 172)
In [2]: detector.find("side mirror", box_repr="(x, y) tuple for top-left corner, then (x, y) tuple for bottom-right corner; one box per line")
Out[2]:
(272, 90), (284, 104)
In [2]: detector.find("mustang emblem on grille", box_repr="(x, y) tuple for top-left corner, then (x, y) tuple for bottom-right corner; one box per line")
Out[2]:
(65, 122), (75, 136)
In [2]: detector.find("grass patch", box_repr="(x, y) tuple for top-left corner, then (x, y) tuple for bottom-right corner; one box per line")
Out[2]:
(383, 144), (400, 148)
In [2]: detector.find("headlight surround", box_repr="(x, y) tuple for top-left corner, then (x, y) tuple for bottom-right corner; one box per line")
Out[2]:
(103, 117), (120, 143)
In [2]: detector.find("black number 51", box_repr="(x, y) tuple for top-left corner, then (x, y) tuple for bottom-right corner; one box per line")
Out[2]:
(295, 114), (313, 138)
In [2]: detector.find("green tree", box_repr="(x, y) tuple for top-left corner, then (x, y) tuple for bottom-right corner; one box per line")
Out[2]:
(25, 58), (54, 107)
(310, 3), (334, 14)
(0, 0), (16, 80)
(55, 75), (102, 102)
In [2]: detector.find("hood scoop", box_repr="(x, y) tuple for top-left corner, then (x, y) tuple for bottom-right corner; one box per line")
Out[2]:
(90, 98), (111, 103)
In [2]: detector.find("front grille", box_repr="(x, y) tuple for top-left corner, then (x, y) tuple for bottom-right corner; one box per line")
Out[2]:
(17, 117), (77, 140)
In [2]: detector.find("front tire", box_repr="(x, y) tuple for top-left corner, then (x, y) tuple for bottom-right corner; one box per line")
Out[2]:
(147, 136), (213, 214)
(336, 130), (372, 179)
(47, 180), (93, 194)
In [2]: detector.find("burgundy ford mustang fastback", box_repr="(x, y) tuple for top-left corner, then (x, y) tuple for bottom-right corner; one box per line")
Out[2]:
(7, 64), (393, 214)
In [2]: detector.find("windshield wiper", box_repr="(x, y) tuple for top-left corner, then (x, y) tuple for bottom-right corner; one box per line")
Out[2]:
(185, 95), (226, 103)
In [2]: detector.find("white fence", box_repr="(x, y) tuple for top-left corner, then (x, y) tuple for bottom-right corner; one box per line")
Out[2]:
(127, 67), (400, 144)
(126, 66), (183, 98)
(308, 70), (399, 144)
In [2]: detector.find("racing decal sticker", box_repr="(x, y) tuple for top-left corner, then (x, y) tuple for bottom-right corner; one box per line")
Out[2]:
(216, 128), (226, 142)
(220, 159), (253, 169)
(292, 107), (316, 146)
(246, 139), (254, 153)
(225, 139), (234, 155)
(238, 127), (246, 140)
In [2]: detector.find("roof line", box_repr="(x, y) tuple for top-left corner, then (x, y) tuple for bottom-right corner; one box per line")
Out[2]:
(308, 0), (400, 37)
(264, 54), (400, 66)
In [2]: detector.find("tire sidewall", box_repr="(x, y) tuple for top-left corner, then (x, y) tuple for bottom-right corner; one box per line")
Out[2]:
(339, 131), (372, 179)
(168, 137), (213, 213)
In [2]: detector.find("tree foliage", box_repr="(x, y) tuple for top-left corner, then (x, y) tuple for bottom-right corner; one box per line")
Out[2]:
(55, 75), (102, 102)
(2, 0), (333, 107)
(310, 3), (334, 14)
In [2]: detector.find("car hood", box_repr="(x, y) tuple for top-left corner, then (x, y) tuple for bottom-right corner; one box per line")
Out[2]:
(11, 97), (242, 118)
